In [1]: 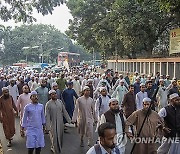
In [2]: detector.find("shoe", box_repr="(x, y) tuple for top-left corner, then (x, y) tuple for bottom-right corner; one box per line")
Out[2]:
(51, 147), (55, 153)
(65, 123), (75, 128)
(7, 141), (11, 147)
(80, 140), (84, 147)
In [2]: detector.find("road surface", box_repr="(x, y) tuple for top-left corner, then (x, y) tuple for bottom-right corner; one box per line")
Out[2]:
(0, 118), (133, 154)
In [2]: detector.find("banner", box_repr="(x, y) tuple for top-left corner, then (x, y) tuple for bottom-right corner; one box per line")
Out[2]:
(170, 28), (180, 54)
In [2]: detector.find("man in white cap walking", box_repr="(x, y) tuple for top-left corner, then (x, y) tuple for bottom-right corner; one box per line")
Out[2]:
(136, 83), (148, 110)
(45, 90), (71, 154)
(100, 98), (127, 153)
(111, 80), (128, 106)
(21, 91), (45, 154)
(0, 87), (18, 147)
(158, 93), (180, 154)
(156, 79), (168, 111)
(126, 97), (163, 154)
(72, 86), (97, 147)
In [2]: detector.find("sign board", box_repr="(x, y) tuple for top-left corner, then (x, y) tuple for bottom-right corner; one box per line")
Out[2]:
(170, 28), (180, 54)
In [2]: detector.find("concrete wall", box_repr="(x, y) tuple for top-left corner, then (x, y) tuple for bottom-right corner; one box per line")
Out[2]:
(108, 58), (180, 79)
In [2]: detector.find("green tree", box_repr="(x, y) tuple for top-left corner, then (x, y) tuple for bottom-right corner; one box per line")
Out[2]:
(0, 24), (90, 65)
(66, 0), (180, 59)
(0, 0), (65, 23)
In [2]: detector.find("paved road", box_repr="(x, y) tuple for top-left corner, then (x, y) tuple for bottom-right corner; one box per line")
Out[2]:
(0, 118), (132, 154)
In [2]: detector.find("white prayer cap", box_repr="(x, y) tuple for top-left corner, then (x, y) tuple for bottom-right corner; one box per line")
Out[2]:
(159, 79), (164, 82)
(120, 79), (124, 83)
(160, 75), (164, 77)
(74, 75), (78, 78)
(83, 86), (90, 91)
(119, 74), (123, 77)
(143, 97), (151, 102)
(136, 76), (140, 80)
(172, 77), (177, 80)
(2, 87), (8, 91)
(140, 83), (145, 86)
(52, 82), (58, 87)
(147, 74), (151, 78)
(49, 89), (56, 95)
(169, 93), (179, 100)
(166, 75), (170, 77)
(109, 98), (118, 104)
(102, 73), (106, 77)
(88, 79), (94, 82)
(9, 78), (16, 81)
(151, 77), (155, 80)
(135, 71), (138, 74)
(171, 80), (176, 83)
(100, 87), (107, 92)
(30, 91), (37, 96)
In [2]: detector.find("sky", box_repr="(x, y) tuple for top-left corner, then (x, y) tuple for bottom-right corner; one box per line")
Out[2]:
(0, 4), (73, 33)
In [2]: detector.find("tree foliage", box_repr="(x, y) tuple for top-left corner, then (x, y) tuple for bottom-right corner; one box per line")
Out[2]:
(66, 0), (180, 59)
(0, 24), (91, 65)
(0, 0), (65, 23)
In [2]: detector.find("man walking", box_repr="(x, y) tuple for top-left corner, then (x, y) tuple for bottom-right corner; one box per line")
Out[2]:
(122, 84), (136, 118)
(62, 81), (78, 119)
(45, 90), (71, 154)
(100, 98), (127, 153)
(72, 86), (97, 147)
(21, 91), (45, 154)
(17, 85), (31, 125)
(0, 87), (18, 147)
(125, 97), (163, 154)
(35, 79), (49, 106)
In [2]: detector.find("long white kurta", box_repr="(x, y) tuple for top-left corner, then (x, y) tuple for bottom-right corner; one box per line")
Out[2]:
(45, 99), (71, 154)
(7, 85), (19, 106)
(136, 91), (148, 110)
(81, 79), (88, 91)
(111, 85), (128, 105)
(72, 96), (97, 140)
(72, 80), (81, 96)
(156, 86), (168, 111)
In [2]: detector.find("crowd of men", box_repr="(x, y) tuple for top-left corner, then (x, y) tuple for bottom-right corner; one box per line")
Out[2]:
(0, 67), (180, 154)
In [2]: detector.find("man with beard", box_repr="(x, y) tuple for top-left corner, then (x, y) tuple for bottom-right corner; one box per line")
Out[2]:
(158, 93), (180, 154)
(62, 81), (78, 120)
(17, 77), (27, 95)
(100, 98), (127, 153)
(72, 86), (97, 148)
(145, 80), (157, 110)
(56, 74), (67, 92)
(17, 85), (31, 125)
(87, 122), (120, 154)
(21, 91), (45, 154)
(0, 87), (18, 147)
(35, 79), (49, 106)
(156, 79), (168, 111)
(111, 80), (128, 106)
(122, 84), (136, 118)
(72, 75), (81, 96)
(125, 97), (163, 154)
(86, 79), (95, 99)
(45, 90), (71, 154)
(7, 79), (19, 106)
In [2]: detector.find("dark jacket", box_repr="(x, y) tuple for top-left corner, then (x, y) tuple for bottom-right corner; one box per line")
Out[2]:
(164, 105), (180, 138)
(122, 91), (136, 118)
